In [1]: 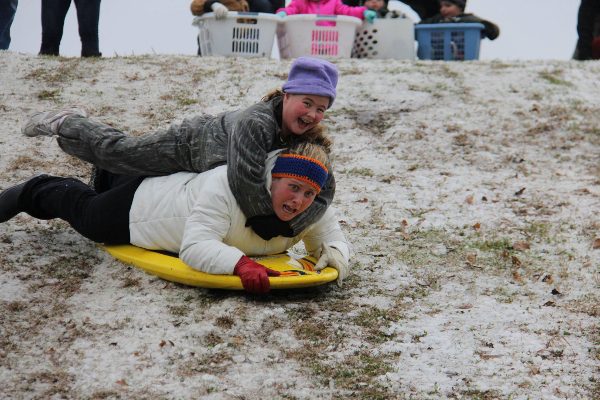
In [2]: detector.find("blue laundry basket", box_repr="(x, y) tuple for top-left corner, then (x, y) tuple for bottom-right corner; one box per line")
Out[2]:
(415, 23), (484, 60)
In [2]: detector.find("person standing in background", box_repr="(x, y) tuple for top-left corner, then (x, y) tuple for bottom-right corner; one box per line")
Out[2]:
(39, 0), (102, 57)
(574, 0), (600, 60)
(0, 0), (18, 50)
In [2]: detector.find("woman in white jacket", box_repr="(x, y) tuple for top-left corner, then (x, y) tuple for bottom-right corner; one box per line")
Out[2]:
(0, 142), (350, 294)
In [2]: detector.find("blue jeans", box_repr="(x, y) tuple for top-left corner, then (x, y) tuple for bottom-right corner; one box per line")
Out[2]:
(39, 0), (101, 57)
(0, 0), (18, 50)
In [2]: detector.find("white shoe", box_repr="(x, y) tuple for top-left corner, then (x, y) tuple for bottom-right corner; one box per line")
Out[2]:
(21, 107), (88, 137)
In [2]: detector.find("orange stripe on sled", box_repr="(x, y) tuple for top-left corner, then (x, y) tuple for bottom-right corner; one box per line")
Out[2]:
(279, 271), (301, 276)
(298, 257), (316, 272)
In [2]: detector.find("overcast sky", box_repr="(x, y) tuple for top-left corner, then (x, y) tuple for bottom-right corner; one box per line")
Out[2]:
(9, 0), (580, 60)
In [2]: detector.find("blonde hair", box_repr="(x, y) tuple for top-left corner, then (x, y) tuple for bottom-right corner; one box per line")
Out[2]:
(262, 88), (333, 151)
(261, 88), (284, 102)
(285, 141), (332, 172)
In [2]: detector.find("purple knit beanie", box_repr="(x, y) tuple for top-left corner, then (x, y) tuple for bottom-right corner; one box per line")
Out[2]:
(282, 57), (338, 108)
(446, 0), (466, 10)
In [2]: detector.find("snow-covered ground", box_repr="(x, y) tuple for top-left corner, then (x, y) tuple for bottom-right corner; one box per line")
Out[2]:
(0, 53), (598, 399)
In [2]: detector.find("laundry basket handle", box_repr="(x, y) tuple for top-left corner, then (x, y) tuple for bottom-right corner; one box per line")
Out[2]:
(450, 40), (458, 60)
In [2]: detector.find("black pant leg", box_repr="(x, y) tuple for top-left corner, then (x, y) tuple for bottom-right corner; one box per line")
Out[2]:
(74, 0), (101, 57)
(40, 0), (72, 56)
(20, 174), (143, 244)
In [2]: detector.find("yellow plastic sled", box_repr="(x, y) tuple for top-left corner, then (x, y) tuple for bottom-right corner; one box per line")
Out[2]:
(103, 244), (338, 290)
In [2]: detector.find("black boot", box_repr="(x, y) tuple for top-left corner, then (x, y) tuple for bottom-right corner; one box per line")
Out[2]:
(0, 181), (28, 222)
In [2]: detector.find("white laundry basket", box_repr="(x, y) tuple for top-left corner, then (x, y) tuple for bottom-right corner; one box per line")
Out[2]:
(193, 12), (279, 57)
(352, 17), (415, 60)
(277, 15), (362, 59)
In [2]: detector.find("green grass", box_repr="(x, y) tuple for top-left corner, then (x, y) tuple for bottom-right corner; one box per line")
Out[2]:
(37, 89), (61, 100)
(539, 70), (572, 86)
(344, 167), (374, 177)
(471, 238), (512, 252)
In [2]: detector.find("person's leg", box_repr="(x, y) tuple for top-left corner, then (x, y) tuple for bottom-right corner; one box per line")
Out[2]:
(22, 109), (211, 175)
(56, 115), (209, 175)
(7, 173), (143, 244)
(73, 0), (101, 57)
(40, 0), (72, 56)
(57, 116), (178, 175)
(0, 0), (18, 50)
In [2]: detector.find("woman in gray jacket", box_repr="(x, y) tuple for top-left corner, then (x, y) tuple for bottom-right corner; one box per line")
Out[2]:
(0, 142), (350, 294)
(21, 57), (339, 242)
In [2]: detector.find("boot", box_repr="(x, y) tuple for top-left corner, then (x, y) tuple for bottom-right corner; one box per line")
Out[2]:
(0, 181), (28, 222)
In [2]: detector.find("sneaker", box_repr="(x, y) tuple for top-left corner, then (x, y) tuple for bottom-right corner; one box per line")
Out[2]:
(21, 107), (87, 137)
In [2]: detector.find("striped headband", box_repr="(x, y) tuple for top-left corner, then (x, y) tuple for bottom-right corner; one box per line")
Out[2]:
(272, 154), (329, 193)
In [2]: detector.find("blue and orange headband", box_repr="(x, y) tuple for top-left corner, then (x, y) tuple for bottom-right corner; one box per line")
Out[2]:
(272, 154), (329, 193)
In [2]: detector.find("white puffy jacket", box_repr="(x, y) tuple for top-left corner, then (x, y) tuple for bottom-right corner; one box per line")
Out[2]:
(129, 151), (349, 275)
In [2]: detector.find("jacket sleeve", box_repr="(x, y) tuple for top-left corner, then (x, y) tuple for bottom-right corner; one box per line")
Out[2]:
(179, 178), (245, 275)
(57, 115), (212, 176)
(277, 0), (305, 15)
(478, 19), (499, 40)
(459, 14), (500, 40)
(334, 1), (366, 19)
(302, 207), (350, 262)
(227, 105), (278, 220)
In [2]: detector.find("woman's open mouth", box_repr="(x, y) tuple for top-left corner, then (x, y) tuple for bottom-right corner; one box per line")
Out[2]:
(282, 204), (297, 215)
(297, 117), (312, 130)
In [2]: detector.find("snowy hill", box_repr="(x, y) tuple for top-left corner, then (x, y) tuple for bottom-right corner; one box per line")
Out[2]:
(0, 52), (599, 399)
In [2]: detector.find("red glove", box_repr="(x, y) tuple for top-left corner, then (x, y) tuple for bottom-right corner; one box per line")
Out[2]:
(233, 256), (280, 294)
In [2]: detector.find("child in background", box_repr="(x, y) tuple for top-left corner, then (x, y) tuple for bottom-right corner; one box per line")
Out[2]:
(362, 0), (401, 19)
(419, 0), (499, 40)
(277, 0), (377, 24)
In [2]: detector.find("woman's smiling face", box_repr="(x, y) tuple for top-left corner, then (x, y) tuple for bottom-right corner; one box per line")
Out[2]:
(281, 93), (329, 136)
(270, 177), (317, 221)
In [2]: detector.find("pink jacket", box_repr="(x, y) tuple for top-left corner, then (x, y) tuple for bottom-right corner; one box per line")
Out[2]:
(277, 0), (366, 19)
